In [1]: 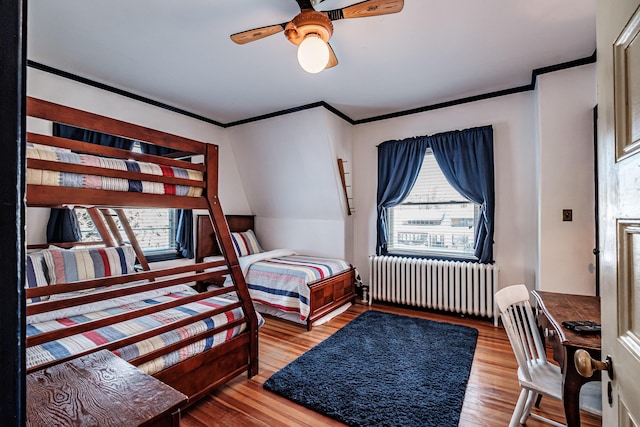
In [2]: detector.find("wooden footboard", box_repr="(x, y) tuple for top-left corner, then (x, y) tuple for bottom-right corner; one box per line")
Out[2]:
(306, 267), (356, 331)
(154, 333), (252, 405)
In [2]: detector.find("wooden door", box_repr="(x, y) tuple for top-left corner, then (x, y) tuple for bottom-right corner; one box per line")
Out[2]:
(597, 0), (640, 424)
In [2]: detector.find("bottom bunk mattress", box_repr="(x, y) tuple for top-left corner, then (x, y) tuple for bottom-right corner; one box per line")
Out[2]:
(26, 284), (263, 375)
(207, 249), (352, 322)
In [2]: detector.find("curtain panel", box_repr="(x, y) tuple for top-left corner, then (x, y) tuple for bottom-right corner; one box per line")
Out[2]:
(46, 208), (82, 243)
(428, 125), (495, 263)
(376, 137), (429, 255)
(175, 209), (194, 258)
(376, 125), (495, 263)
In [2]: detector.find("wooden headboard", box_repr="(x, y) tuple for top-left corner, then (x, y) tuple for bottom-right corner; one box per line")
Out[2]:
(196, 214), (255, 262)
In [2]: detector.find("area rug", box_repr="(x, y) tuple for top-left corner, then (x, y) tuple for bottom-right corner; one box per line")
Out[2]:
(263, 310), (478, 427)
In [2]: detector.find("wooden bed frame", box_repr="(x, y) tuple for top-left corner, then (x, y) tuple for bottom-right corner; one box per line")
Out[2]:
(24, 97), (259, 407)
(196, 214), (356, 331)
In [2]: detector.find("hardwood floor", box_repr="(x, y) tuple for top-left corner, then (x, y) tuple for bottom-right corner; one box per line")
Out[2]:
(181, 303), (602, 427)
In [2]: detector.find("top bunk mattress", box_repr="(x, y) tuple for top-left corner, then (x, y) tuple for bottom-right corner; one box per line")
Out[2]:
(26, 143), (204, 197)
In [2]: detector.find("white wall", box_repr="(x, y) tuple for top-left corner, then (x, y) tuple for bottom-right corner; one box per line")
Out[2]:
(322, 108), (355, 262)
(227, 108), (349, 258)
(25, 69), (252, 260)
(536, 64), (597, 295)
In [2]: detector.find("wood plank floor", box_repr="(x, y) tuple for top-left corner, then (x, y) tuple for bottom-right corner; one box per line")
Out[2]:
(182, 303), (602, 427)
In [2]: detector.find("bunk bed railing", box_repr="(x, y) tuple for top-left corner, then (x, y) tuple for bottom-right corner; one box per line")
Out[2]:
(27, 98), (207, 155)
(27, 132), (207, 173)
(25, 259), (228, 309)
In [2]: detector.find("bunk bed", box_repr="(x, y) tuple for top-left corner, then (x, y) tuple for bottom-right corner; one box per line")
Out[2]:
(196, 214), (356, 330)
(24, 97), (260, 406)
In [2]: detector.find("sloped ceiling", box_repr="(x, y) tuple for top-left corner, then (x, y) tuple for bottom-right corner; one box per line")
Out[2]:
(228, 108), (345, 220)
(27, 0), (595, 125)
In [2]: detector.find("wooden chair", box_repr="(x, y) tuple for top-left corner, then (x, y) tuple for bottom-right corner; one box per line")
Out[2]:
(495, 284), (601, 427)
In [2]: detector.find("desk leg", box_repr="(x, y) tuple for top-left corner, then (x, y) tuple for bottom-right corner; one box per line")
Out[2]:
(171, 409), (181, 427)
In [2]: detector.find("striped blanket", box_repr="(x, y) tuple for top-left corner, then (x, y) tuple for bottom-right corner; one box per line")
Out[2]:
(242, 250), (351, 321)
(26, 143), (203, 196)
(27, 286), (262, 375)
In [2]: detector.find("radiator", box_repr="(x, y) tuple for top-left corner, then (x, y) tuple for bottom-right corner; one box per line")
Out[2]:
(368, 255), (498, 323)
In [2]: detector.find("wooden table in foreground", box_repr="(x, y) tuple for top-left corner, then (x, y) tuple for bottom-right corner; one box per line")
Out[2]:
(27, 349), (188, 427)
(532, 291), (601, 427)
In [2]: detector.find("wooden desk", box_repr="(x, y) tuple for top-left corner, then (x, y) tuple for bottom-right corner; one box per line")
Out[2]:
(532, 291), (601, 427)
(27, 350), (188, 427)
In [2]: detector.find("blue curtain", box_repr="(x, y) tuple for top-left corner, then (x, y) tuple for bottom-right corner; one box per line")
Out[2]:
(175, 209), (194, 258)
(376, 125), (495, 263)
(53, 123), (135, 149)
(139, 142), (177, 156)
(46, 208), (82, 243)
(376, 137), (429, 255)
(428, 126), (495, 263)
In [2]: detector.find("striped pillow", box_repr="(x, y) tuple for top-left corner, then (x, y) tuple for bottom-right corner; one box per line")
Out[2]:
(43, 246), (136, 284)
(230, 230), (262, 257)
(25, 251), (50, 303)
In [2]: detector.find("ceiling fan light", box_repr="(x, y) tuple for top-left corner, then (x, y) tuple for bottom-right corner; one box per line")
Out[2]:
(297, 34), (330, 74)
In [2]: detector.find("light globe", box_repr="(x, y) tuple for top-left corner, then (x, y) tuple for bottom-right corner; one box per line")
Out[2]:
(297, 33), (329, 74)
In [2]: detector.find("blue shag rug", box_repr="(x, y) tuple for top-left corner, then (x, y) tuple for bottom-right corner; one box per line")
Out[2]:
(263, 310), (478, 427)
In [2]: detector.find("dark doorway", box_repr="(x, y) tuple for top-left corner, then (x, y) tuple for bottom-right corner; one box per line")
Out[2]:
(0, 0), (27, 424)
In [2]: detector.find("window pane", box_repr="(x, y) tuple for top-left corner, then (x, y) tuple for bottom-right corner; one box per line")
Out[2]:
(118, 209), (176, 252)
(75, 208), (177, 253)
(388, 151), (477, 257)
(75, 209), (102, 242)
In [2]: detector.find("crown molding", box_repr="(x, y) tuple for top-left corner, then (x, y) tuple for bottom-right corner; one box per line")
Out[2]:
(28, 50), (596, 129)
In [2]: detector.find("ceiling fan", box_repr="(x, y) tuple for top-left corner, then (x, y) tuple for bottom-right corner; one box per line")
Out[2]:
(230, 0), (404, 73)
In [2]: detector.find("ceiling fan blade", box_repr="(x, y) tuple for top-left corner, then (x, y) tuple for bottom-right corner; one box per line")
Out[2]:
(230, 23), (287, 45)
(326, 44), (338, 69)
(325, 0), (404, 21)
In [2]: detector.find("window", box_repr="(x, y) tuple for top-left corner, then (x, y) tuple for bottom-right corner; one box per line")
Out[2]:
(387, 149), (478, 258)
(75, 208), (178, 255)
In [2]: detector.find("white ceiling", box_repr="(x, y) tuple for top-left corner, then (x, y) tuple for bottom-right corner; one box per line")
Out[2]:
(27, 0), (596, 125)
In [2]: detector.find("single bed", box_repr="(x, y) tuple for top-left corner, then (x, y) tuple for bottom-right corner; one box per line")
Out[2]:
(196, 214), (356, 330)
(25, 97), (260, 407)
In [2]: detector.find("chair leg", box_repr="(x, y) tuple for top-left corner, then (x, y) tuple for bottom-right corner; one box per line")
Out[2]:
(509, 388), (529, 427)
(519, 390), (537, 425)
(535, 394), (542, 408)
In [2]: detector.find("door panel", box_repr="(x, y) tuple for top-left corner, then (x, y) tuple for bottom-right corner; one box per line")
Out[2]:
(614, 10), (640, 159)
(597, 1), (640, 425)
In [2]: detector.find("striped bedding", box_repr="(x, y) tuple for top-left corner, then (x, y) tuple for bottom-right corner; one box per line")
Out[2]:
(242, 251), (351, 321)
(26, 286), (262, 375)
(26, 143), (203, 197)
